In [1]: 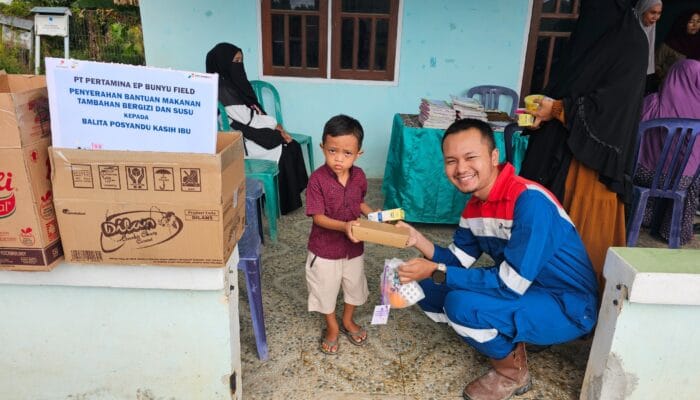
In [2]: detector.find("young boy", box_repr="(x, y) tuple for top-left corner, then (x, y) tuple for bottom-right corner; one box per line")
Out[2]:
(305, 114), (373, 355)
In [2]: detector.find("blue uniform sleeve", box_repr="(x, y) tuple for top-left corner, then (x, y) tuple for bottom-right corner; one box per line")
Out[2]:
(444, 190), (565, 297)
(432, 224), (481, 268)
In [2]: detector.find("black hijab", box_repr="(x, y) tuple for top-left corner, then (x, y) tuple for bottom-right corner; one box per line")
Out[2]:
(546, 0), (634, 98)
(665, 10), (700, 60)
(520, 0), (648, 202)
(205, 42), (262, 109)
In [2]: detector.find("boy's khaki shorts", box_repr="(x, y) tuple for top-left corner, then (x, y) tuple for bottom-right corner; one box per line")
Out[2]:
(305, 252), (368, 314)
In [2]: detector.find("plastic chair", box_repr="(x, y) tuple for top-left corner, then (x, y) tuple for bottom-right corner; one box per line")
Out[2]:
(250, 80), (315, 172)
(502, 122), (520, 165)
(246, 178), (265, 244)
(627, 118), (700, 248)
(466, 85), (519, 117)
(493, 123), (530, 174)
(217, 102), (280, 242)
(238, 178), (268, 360)
(245, 159), (280, 241)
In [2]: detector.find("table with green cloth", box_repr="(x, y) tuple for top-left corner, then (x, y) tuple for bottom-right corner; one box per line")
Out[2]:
(382, 113), (529, 224)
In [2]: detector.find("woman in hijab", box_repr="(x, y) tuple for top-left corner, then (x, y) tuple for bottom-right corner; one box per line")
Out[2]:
(656, 9), (700, 82)
(206, 42), (308, 214)
(634, 59), (700, 245)
(520, 0), (648, 289)
(636, 0), (663, 94)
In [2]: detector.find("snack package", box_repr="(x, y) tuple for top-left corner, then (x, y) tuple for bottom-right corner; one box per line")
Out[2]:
(368, 208), (405, 222)
(516, 109), (534, 127)
(380, 258), (425, 309)
(524, 94), (545, 112)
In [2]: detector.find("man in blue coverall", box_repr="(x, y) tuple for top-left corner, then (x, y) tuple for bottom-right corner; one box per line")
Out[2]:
(397, 118), (598, 400)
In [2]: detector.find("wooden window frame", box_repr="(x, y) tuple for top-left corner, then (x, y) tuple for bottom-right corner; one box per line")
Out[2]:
(261, 0), (328, 78)
(520, 0), (579, 99)
(260, 0), (399, 82)
(330, 0), (398, 81)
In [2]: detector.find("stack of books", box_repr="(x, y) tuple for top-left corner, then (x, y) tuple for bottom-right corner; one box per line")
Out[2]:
(451, 95), (488, 122)
(418, 99), (457, 129)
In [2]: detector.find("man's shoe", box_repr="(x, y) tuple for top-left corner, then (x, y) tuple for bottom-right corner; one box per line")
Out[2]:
(463, 343), (531, 400)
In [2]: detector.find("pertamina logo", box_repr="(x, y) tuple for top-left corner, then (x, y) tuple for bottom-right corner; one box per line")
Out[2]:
(100, 207), (183, 253)
(0, 171), (16, 218)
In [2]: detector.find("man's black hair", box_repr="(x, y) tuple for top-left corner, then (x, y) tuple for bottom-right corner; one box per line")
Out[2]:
(442, 118), (495, 152)
(322, 114), (364, 148)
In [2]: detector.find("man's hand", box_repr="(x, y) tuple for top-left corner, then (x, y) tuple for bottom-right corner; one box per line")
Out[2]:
(395, 220), (435, 259)
(345, 219), (361, 243)
(396, 221), (422, 247)
(398, 258), (438, 284)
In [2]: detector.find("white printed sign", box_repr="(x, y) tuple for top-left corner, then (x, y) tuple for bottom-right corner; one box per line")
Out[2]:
(46, 58), (218, 154)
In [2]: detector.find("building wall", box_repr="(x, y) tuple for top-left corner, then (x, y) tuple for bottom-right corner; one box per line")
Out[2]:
(0, 261), (241, 399)
(140, 0), (531, 177)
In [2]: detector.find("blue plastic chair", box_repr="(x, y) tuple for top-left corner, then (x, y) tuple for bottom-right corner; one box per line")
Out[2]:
(217, 102), (280, 241)
(250, 80), (315, 172)
(238, 178), (268, 360)
(497, 123), (530, 175)
(502, 122), (519, 165)
(244, 159), (280, 241)
(466, 85), (519, 117)
(627, 118), (700, 248)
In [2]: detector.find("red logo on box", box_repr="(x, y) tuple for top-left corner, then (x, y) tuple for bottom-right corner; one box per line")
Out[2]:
(0, 171), (16, 219)
(20, 227), (35, 246)
(0, 192), (16, 218)
(46, 219), (59, 241)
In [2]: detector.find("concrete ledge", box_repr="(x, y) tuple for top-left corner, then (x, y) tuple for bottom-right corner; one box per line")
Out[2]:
(0, 252), (236, 291)
(603, 247), (700, 306)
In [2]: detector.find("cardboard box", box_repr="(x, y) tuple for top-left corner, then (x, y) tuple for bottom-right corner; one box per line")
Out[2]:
(0, 73), (63, 271)
(0, 72), (51, 148)
(50, 132), (245, 267)
(352, 219), (410, 248)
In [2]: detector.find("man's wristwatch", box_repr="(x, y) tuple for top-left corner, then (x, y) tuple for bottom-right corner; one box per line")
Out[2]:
(431, 263), (447, 284)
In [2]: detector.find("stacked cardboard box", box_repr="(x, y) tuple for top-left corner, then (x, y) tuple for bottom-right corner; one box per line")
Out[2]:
(50, 132), (245, 267)
(0, 73), (63, 271)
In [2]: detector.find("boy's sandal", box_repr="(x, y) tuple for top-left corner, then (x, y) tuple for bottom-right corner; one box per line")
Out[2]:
(339, 325), (368, 346)
(319, 331), (339, 355)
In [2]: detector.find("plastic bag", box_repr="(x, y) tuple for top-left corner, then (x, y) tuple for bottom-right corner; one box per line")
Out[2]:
(380, 258), (425, 309)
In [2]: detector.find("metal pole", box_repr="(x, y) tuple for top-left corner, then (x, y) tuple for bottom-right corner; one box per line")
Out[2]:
(34, 34), (40, 75)
(64, 16), (69, 59)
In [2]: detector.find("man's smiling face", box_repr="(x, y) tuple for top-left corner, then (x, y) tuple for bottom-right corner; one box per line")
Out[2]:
(442, 128), (500, 201)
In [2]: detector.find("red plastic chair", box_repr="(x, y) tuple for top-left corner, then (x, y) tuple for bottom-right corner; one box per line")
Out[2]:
(627, 118), (700, 248)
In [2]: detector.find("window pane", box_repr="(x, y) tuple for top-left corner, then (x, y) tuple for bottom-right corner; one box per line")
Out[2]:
(539, 18), (577, 32)
(374, 19), (388, 70)
(289, 15), (302, 66)
(341, 18), (354, 69)
(357, 18), (370, 70)
(559, 0), (575, 13)
(529, 36), (570, 93)
(272, 14), (285, 66)
(542, 0), (556, 13)
(342, 0), (390, 14)
(305, 15), (319, 68)
(272, 0), (319, 11)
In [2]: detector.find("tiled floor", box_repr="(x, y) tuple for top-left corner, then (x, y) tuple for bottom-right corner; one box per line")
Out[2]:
(237, 179), (699, 399)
